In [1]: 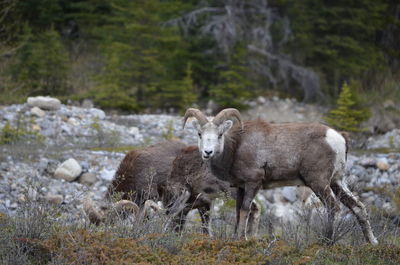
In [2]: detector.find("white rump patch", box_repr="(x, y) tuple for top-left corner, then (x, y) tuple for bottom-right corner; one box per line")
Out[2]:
(325, 129), (346, 178)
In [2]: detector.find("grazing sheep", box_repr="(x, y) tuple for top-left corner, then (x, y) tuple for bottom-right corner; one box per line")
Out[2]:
(108, 140), (187, 205)
(85, 140), (230, 233)
(183, 108), (378, 245)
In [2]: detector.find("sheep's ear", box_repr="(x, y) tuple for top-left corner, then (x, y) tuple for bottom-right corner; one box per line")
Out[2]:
(220, 120), (233, 134)
(192, 120), (202, 131)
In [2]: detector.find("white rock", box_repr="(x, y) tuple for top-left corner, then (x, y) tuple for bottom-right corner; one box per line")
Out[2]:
(100, 168), (115, 181)
(128, 126), (140, 136)
(54, 158), (82, 181)
(67, 117), (79, 126)
(27, 96), (61, 110)
(257, 96), (267, 104)
(30, 107), (46, 117)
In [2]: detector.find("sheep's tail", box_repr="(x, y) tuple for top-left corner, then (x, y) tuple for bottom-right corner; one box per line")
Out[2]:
(83, 196), (104, 225)
(340, 131), (350, 160)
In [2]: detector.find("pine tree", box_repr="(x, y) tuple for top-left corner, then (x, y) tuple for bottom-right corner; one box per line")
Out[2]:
(94, 0), (190, 111)
(325, 82), (368, 132)
(285, 0), (388, 95)
(92, 42), (138, 110)
(155, 63), (197, 111)
(210, 46), (252, 110)
(11, 28), (69, 96)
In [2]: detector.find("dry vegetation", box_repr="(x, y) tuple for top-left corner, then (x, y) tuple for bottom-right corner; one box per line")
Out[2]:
(1, 182), (400, 265)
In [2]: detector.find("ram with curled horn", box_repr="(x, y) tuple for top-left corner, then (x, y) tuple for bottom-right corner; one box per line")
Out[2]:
(84, 140), (236, 233)
(183, 107), (378, 245)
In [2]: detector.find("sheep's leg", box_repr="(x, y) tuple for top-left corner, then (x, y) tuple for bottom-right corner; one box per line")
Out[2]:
(172, 207), (191, 233)
(307, 181), (340, 244)
(246, 201), (260, 237)
(198, 206), (211, 235)
(331, 180), (378, 245)
(235, 187), (245, 234)
(237, 182), (261, 240)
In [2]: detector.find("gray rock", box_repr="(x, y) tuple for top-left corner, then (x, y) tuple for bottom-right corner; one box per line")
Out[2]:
(367, 129), (400, 149)
(90, 108), (106, 119)
(30, 107), (46, 117)
(350, 165), (367, 177)
(60, 124), (72, 135)
(0, 162), (8, 171)
(44, 194), (63, 204)
(54, 158), (82, 182)
(3, 113), (14, 121)
(358, 158), (377, 168)
(27, 96), (61, 110)
(79, 172), (97, 186)
(38, 158), (49, 174)
(374, 172), (391, 186)
(281, 187), (297, 203)
(80, 161), (90, 172)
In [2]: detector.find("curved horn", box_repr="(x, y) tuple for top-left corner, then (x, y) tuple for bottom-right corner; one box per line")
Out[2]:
(113, 200), (140, 216)
(212, 108), (243, 129)
(182, 108), (209, 129)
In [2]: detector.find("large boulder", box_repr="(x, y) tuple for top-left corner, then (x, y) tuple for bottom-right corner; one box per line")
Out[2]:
(27, 96), (61, 110)
(54, 158), (82, 182)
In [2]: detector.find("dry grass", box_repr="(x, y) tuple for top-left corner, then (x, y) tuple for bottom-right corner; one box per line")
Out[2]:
(1, 182), (400, 264)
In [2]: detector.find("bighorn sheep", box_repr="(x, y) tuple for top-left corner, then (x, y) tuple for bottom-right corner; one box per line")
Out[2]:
(85, 140), (230, 233)
(183, 108), (378, 245)
(169, 145), (260, 235)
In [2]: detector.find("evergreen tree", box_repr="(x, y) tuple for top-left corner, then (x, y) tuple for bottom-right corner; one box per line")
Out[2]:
(92, 42), (138, 110)
(156, 63), (197, 111)
(325, 82), (369, 132)
(11, 28), (69, 96)
(282, 0), (388, 95)
(210, 46), (252, 110)
(94, 0), (190, 111)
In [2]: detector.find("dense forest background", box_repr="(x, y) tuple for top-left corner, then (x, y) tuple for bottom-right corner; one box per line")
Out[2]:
(0, 0), (399, 112)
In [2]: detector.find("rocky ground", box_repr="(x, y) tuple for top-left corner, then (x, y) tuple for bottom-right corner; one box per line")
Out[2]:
(0, 96), (399, 228)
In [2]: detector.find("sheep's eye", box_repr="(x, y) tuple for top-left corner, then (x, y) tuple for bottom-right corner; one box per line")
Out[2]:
(198, 132), (202, 138)
(218, 134), (223, 139)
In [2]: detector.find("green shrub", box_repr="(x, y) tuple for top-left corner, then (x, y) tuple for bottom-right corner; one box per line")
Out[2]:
(0, 121), (43, 145)
(325, 82), (370, 132)
(162, 120), (176, 140)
